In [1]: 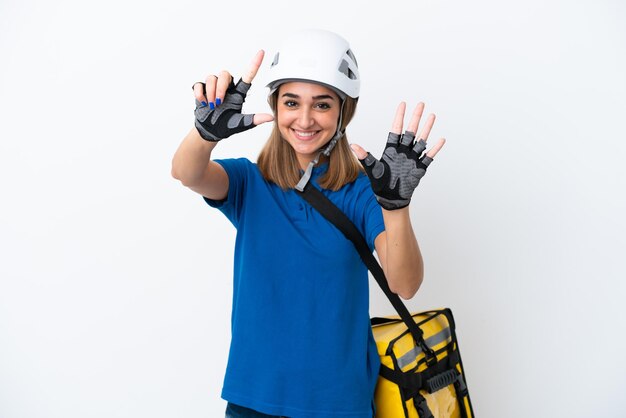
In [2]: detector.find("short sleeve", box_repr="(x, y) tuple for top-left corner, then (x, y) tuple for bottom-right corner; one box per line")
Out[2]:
(352, 174), (385, 251)
(202, 158), (251, 226)
(364, 189), (385, 251)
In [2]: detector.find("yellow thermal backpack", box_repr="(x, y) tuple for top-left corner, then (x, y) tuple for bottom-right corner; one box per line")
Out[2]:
(372, 309), (474, 418)
(297, 185), (475, 418)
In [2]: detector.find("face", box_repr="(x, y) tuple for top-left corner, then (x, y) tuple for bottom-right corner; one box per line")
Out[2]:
(276, 82), (341, 168)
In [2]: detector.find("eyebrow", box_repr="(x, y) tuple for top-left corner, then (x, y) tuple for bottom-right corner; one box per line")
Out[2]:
(281, 93), (336, 100)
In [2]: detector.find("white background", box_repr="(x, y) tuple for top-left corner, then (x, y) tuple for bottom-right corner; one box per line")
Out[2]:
(1, 0), (625, 417)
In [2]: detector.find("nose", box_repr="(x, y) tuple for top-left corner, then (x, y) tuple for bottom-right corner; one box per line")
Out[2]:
(297, 108), (315, 128)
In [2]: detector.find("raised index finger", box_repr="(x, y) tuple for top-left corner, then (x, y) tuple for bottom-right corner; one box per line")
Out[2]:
(241, 50), (265, 84)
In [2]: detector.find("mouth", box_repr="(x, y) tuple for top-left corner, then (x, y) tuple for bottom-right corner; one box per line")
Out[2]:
(291, 129), (321, 141)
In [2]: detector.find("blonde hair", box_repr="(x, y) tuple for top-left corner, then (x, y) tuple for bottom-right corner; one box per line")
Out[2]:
(257, 91), (363, 191)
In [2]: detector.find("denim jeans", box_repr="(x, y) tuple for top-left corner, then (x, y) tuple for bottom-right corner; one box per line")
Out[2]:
(225, 402), (287, 418)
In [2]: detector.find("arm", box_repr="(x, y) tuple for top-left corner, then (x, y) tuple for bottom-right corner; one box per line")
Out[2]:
(353, 101), (445, 300)
(171, 127), (229, 200)
(375, 208), (423, 300)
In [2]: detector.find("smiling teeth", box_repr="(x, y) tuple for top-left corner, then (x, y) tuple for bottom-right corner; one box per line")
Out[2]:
(296, 131), (316, 137)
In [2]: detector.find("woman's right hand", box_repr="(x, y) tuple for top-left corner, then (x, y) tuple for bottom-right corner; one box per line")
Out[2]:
(192, 50), (274, 142)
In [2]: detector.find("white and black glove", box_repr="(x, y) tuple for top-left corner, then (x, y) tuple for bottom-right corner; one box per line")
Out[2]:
(193, 79), (256, 142)
(360, 130), (433, 210)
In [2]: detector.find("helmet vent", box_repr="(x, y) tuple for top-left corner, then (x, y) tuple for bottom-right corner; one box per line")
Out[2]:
(346, 49), (358, 67)
(338, 59), (358, 80)
(271, 52), (280, 67)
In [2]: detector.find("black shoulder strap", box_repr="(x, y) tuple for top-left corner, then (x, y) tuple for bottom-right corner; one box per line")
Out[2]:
(296, 182), (428, 346)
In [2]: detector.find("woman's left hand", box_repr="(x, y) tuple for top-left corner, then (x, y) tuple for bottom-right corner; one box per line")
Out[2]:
(351, 102), (445, 210)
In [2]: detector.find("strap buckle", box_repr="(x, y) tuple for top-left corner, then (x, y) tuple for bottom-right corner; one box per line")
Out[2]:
(419, 339), (437, 367)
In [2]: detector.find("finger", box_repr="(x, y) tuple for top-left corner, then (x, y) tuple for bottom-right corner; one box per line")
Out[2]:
(425, 138), (446, 159)
(406, 102), (425, 134)
(349, 143), (369, 160)
(386, 132), (401, 146)
(359, 152), (385, 180)
(412, 138), (427, 156)
(193, 82), (207, 106)
(204, 75), (218, 108)
(234, 78), (252, 96)
(215, 70), (233, 105)
(400, 130), (415, 146)
(418, 113), (436, 141)
(390, 102), (406, 135)
(253, 113), (274, 126)
(242, 49), (265, 84)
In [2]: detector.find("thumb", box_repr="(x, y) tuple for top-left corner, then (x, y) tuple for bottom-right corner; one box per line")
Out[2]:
(253, 113), (274, 126)
(350, 143), (369, 160)
(351, 144), (383, 179)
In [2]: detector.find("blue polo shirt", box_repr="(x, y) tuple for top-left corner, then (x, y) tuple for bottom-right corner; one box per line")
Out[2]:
(204, 158), (385, 418)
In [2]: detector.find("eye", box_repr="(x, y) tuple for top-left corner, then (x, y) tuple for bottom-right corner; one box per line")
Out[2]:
(283, 100), (298, 108)
(315, 102), (331, 110)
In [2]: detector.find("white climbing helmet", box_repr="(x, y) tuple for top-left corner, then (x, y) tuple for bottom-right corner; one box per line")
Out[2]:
(266, 29), (360, 99)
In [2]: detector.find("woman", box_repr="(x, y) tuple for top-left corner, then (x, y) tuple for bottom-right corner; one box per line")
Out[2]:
(172, 29), (445, 418)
